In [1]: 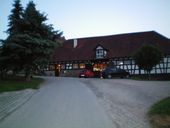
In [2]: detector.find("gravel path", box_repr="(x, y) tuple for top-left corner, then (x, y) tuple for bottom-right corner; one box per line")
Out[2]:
(82, 79), (170, 128)
(0, 77), (115, 128)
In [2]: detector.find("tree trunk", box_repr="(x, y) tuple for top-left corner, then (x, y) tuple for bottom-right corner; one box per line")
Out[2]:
(0, 70), (7, 80)
(25, 73), (31, 81)
(12, 70), (17, 77)
(0, 71), (2, 80)
(25, 68), (32, 81)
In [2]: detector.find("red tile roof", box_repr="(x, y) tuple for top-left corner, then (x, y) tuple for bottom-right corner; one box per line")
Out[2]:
(51, 31), (170, 62)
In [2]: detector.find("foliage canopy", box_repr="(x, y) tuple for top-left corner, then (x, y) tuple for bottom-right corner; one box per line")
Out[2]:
(0, 0), (63, 80)
(133, 44), (163, 74)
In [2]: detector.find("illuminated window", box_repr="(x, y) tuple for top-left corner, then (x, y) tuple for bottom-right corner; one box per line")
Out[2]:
(66, 63), (72, 69)
(93, 63), (107, 71)
(96, 46), (107, 59)
(79, 63), (85, 69)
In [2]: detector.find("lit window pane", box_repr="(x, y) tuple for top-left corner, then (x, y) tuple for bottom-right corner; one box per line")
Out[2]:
(80, 63), (85, 69)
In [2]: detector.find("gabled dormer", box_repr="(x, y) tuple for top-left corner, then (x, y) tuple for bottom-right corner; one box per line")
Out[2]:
(95, 45), (107, 59)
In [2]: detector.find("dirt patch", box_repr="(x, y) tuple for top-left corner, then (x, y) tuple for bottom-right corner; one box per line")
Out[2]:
(150, 115), (170, 128)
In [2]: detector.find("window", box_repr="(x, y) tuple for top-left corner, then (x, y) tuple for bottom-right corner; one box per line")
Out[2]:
(96, 46), (107, 59)
(66, 63), (72, 69)
(79, 63), (85, 69)
(124, 60), (131, 65)
(61, 64), (65, 69)
(93, 63), (107, 71)
(73, 63), (79, 69)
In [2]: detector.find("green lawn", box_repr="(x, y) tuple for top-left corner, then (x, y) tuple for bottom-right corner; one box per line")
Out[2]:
(0, 77), (44, 93)
(148, 97), (170, 128)
(149, 97), (170, 115)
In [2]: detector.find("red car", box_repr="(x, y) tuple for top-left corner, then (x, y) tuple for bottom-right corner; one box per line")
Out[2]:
(79, 69), (94, 78)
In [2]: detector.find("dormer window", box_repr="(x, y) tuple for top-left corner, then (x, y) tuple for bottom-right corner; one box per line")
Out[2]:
(96, 46), (107, 59)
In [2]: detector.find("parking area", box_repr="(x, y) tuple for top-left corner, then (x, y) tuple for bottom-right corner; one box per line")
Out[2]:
(81, 78), (170, 128)
(0, 77), (115, 128)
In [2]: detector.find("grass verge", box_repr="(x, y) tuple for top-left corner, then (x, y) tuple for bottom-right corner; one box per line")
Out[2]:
(0, 76), (44, 93)
(148, 97), (170, 128)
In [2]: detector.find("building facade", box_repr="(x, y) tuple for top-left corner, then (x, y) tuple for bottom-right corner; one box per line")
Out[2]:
(49, 31), (170, 77)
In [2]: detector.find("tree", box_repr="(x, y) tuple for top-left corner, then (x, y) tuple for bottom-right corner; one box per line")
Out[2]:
(0, 45), (4, 77)
(1, 0), (63, 81)
(7, 0), (23, 35)
(0, 43), (17, 76)
(0, 0), (23, 77)
(133, 45), (163, 79)
(20, 1), (62, 81)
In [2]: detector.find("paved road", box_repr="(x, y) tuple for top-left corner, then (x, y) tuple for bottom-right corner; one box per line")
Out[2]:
(82, 79), (170, 128)
(0, 77), (115, 128)
(1, 77), (170, 128)
(0, 89), (36, 121)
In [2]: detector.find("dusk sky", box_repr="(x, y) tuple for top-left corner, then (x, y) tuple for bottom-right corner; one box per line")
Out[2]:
(1, 0), (170, 40)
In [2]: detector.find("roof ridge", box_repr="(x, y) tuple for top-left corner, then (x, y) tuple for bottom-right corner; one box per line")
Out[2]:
(67, 30), (156, 40)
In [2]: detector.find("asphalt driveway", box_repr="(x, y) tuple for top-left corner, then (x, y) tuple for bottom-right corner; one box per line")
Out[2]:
(0, 77), (170, 128)
(0, 77), (115, 128)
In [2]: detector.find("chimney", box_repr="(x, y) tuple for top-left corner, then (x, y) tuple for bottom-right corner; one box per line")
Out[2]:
(73, 39), (78, 48)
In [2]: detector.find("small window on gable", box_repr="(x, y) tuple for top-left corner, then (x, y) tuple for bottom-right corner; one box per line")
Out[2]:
(96, 46), (107, 59)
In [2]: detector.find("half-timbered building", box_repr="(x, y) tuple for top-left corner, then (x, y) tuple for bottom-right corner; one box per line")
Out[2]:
(49, 31), (170, 77)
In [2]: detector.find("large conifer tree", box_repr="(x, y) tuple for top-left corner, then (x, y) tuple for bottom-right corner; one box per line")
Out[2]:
(20, 1), (62, 81)
(0, 0), (23, 76)
(7, 0), (23, 35)
(1, 0), (62, 80)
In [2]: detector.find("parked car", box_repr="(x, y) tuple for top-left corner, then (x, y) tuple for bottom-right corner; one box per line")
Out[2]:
(79, 69), (94, 78)
(101, 67), (130, 79)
